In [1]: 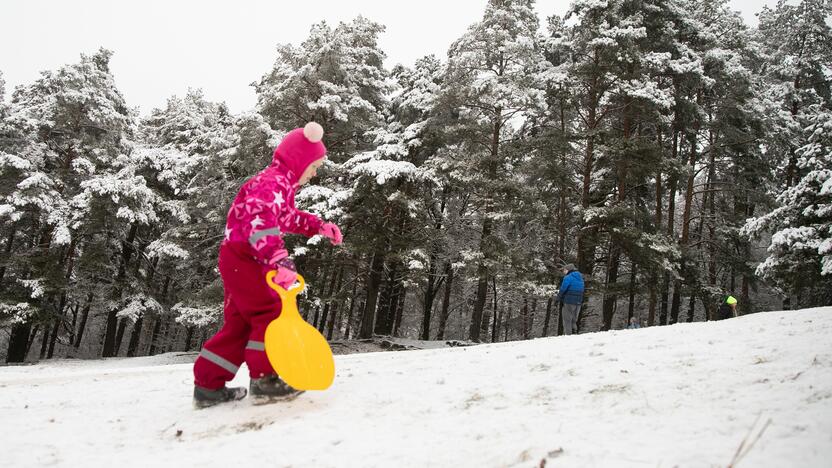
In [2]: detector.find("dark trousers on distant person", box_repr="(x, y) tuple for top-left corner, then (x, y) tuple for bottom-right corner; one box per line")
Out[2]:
(562, 303), (580, 335)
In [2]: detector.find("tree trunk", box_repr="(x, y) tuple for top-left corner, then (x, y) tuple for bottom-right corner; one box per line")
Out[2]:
(471, 111), (502, 342)
(392, 287), (406, 337)
(102, 224), (138, 357)
(68, 302), (78, 347)
(420, 253), (442, 340)
(26, 325), (40, 358)
(707, 130), (718, 290)
(436, 263), (454, 340)
(311, 307), (320, 329)
(184, 326), (195, 351)
(577, 67), (600, 275)
(39, 326), (49, 359)
(671, 128), (700, 324)
(6, 322), (32, 363)
(670, 281), (683, 324)
(47, 239), (78, 359)
(577, 302), (590, 334)
(126, 317), (144, 357)
(148, 317), (163, 356)
(649, 127), (663, 328)
(343, 271), (360, 340)
(647, 281), (657, 327)
(660, 275), (670, 325)
(528, 299), (537, 339)
(46, 318), (60, 359)
(602, 96), (634, 331)
(558, 188), (567, 261)
(493, 301), (504, 343)
(359, 250), (385, 339)
(542, 297), (554, 337)
(490, 278), (499, 342)
(601, 241), (621, 331)
(661, 129), (680, 326)
(741, 276), (750, 316)
(113, 318), (128, 357)
(686, 294), (696, 323)
(327, 300), (342, 342)
(158, 319), (174, 354)
(470, 224), (491, 342)
(319, 266), (339, 334)
(738, 202), (755, 316)
(420, 190), (448, 340)
(326, 266), (345, 340)
(74, 293), (94, 348)
(375, 262), (399, 336)
(628, 263), (637, 325)
(503, 303), (512, 342)
(479, 293), (492, 342)
(521, 298), (529, 340)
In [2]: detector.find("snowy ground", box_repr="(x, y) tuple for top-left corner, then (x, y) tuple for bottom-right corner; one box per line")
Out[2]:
(2, 308), (831, 468)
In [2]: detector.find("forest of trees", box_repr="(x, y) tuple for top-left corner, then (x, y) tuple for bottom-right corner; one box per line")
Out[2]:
(1, 0), (830, 362)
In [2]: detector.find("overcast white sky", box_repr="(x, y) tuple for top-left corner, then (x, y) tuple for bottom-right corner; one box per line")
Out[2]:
(1, 0), (777, 115)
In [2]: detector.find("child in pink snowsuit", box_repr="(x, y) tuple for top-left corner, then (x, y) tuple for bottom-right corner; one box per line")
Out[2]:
(193, 122), (342, 408)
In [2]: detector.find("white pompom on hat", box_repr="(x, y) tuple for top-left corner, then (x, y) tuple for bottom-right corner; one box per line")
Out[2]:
(303, 122), (324, 143)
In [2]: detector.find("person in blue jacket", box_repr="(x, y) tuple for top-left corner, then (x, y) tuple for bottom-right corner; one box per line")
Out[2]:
(557, 264), (585, 335)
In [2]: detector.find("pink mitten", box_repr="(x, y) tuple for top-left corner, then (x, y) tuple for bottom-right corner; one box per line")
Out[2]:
(271, 254), (297, 289)
(274, 266), (297, 290)
(319, 222), (343, 245)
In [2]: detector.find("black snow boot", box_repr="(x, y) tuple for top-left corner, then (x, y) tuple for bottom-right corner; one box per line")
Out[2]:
(250, 374), (303, 404)
(193, 385), (247, 409)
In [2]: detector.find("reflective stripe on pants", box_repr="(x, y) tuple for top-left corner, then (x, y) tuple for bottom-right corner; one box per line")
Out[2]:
(199, 348), (240, 374)
(246, 340), (265, 351)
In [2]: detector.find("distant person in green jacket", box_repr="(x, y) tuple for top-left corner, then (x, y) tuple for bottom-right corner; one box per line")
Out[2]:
(715, 295), (738, 320)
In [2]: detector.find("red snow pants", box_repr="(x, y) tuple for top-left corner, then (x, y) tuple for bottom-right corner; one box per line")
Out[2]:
(193, 241), (283, 390)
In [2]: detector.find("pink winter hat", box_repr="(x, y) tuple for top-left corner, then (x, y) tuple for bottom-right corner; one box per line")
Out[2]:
(272, 122), (327, 182)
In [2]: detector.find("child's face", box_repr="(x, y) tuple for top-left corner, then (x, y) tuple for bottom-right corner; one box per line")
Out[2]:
(299, 159), (325, 186)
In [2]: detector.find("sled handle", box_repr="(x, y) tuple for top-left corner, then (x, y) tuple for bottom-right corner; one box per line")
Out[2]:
(265, 271), (306, 299)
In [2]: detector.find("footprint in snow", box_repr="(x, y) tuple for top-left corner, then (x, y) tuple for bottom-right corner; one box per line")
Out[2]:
(529, 363), (552, 372)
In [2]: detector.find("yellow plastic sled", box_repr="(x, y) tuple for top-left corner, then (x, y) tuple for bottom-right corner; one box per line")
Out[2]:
(263, 271), (335, 391)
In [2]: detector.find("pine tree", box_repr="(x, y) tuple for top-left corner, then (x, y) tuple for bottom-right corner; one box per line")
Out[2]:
(255, 16), (389, 160)
(138, 89), (237, 347)
(743, 0), (832, 308)
(1, 49), (140, 360)
(744, 107), (832, 305)
(755, 0), (832, 188)
(440, 0), (546, 341)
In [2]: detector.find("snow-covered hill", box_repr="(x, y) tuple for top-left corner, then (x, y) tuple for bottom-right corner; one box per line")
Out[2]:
(2, 308), (831, 468)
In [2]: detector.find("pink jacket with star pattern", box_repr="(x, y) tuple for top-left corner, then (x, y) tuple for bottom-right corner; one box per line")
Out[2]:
(223, 129), (326, 267)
